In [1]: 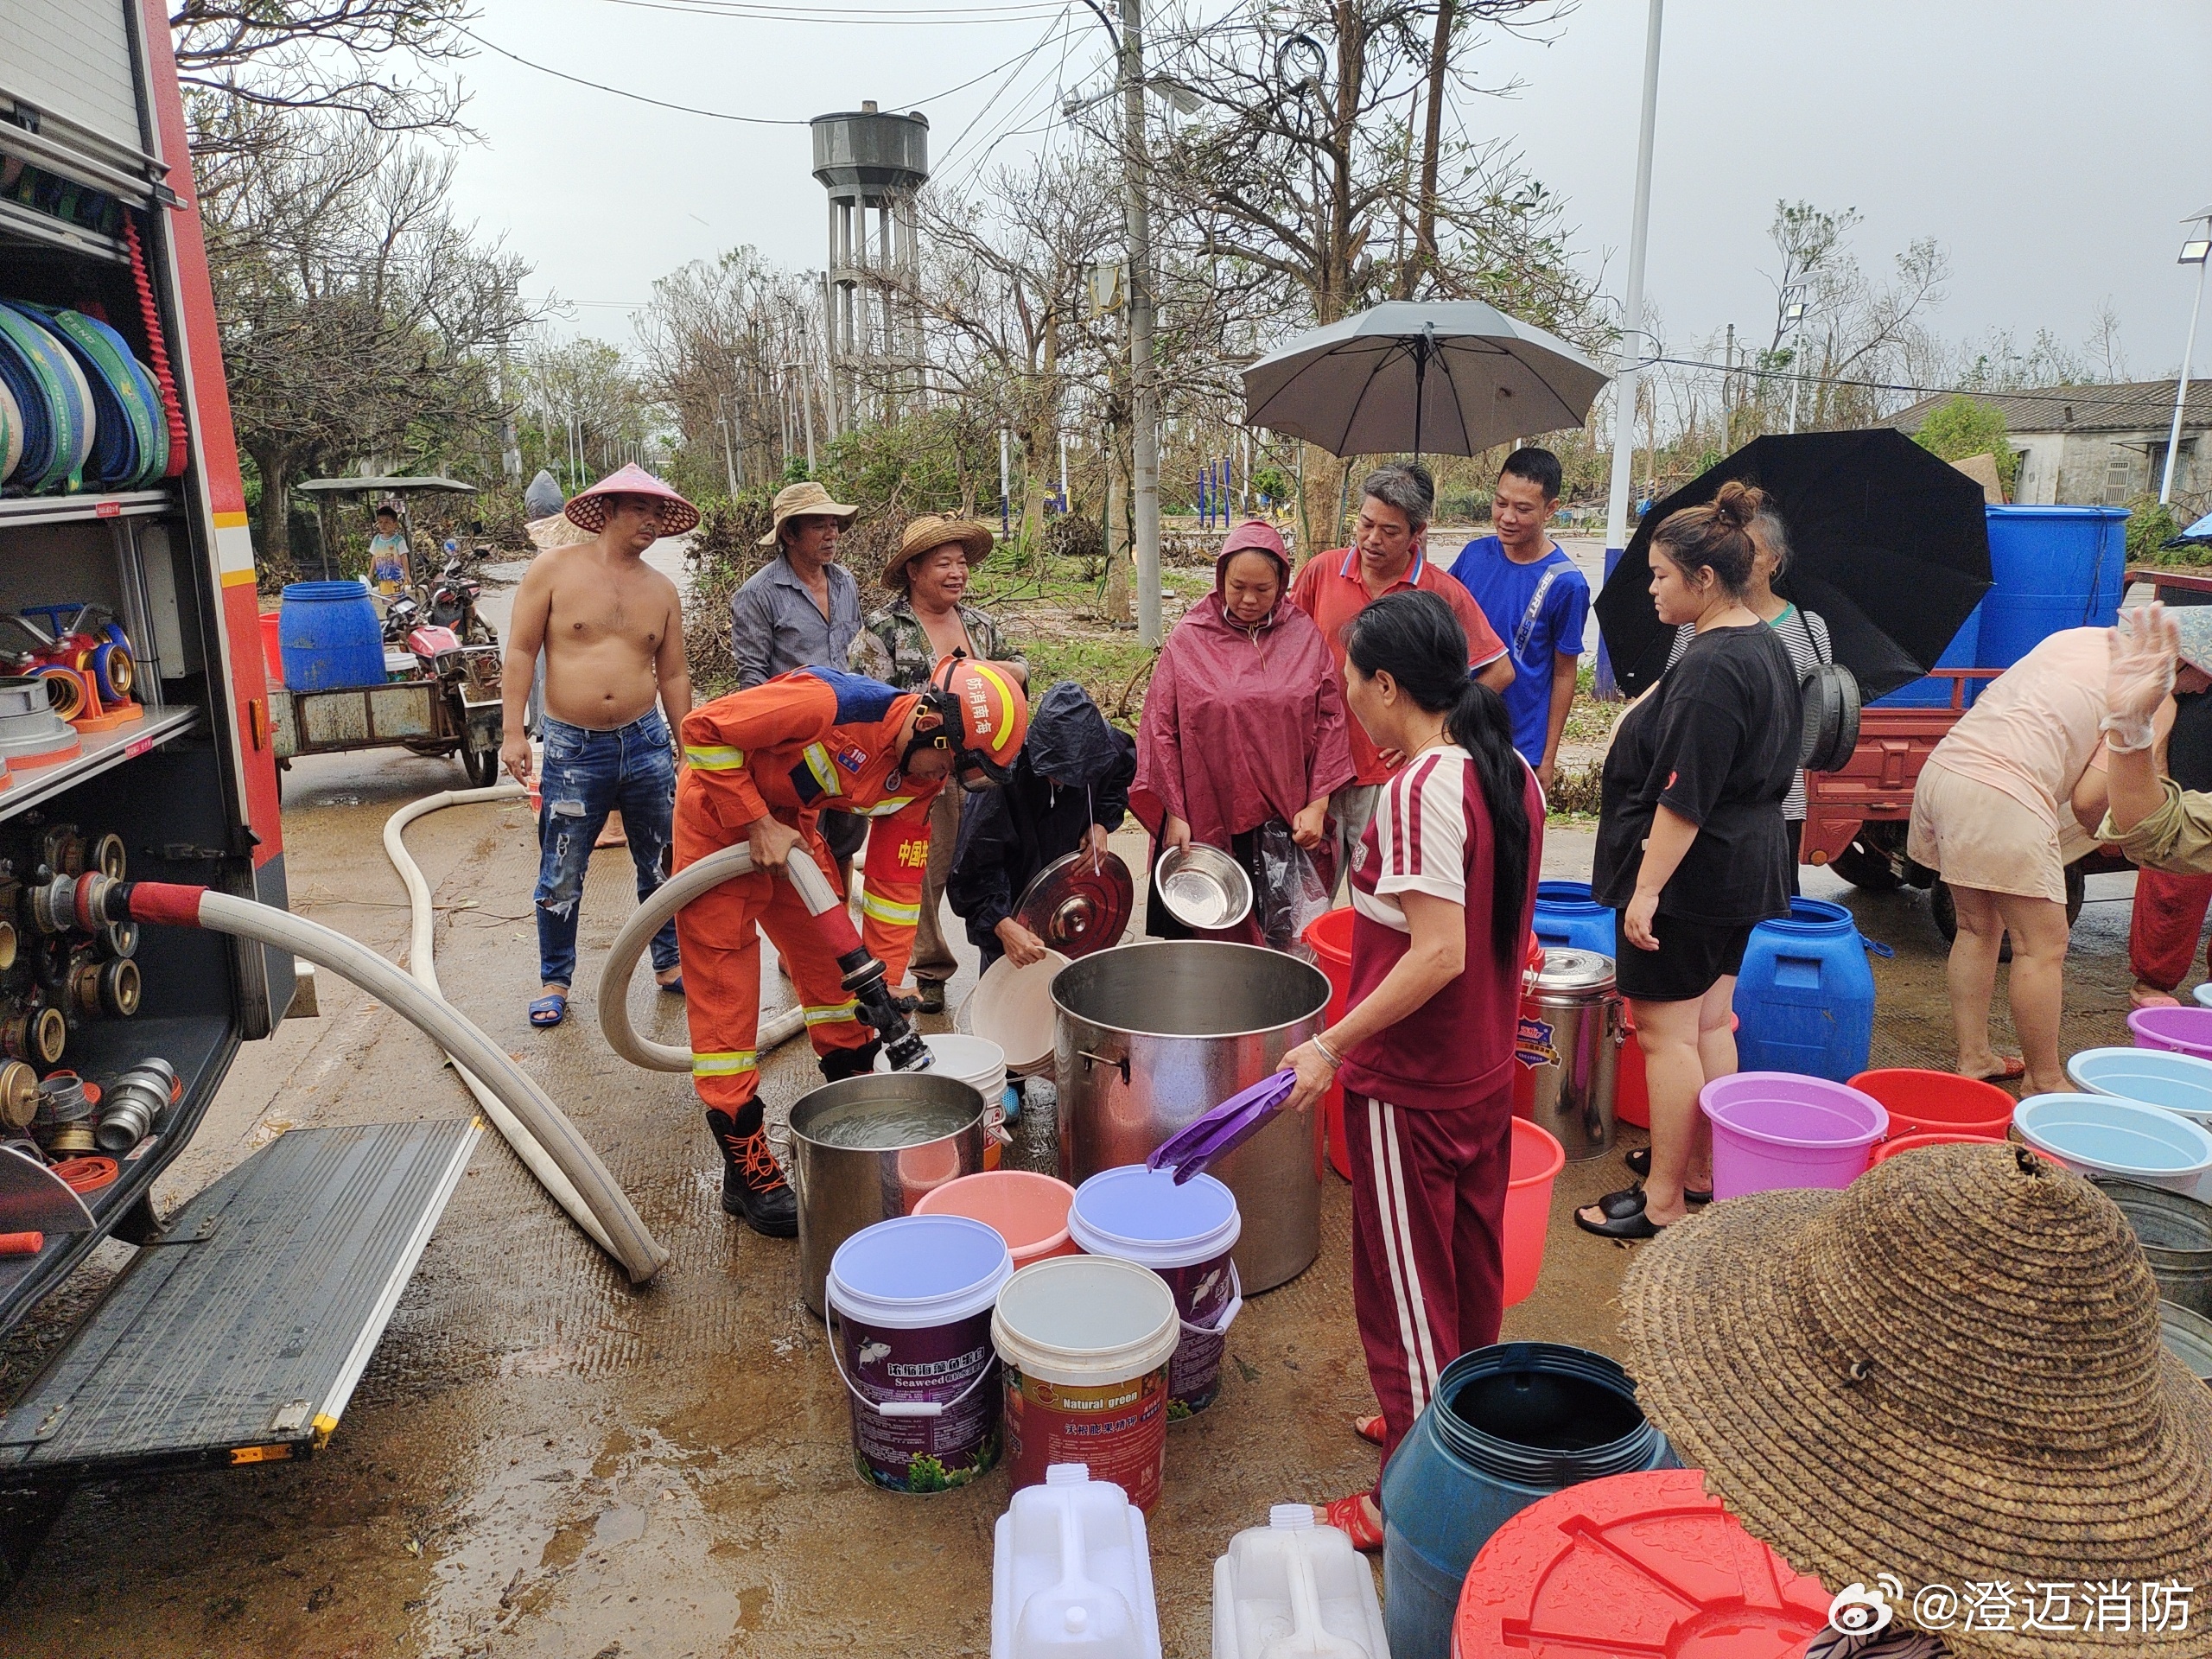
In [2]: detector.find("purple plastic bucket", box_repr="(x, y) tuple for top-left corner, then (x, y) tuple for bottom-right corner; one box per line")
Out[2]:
(1700, 1072), (1890, 1199)
(2129, 1006), (2212, 1061)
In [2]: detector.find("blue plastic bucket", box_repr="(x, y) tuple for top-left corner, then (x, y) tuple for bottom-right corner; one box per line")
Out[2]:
(2013, 1094), (2212, 1198)
(1380, 1343), (1675, 1659)
(1067, 1165), (1242, 1416)
(825, 1213), (1013, 1492)
(2066, 1047), (2212, 1127)
(1531, 880), (1614, 958)
(1869, 601), (1982, 709)
(1732, 897), (1878, 1082)
(1974, 505), (2128, 671)
(278, 580), (387, 691)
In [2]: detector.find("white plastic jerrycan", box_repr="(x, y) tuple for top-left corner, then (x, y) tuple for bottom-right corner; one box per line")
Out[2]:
(992, 1462), (1163, 1659)
(1211, 1504), (1389, 1659)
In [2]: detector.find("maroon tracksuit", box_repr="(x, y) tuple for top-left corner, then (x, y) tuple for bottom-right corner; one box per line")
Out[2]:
(1337, 747), (1543, 1475)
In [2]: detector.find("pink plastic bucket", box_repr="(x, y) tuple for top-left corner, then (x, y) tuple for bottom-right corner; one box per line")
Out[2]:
(1846, 1068), (2015, 1141)
(1700, 1072), (1889, 1199)
(1503, 1118), (1565, 1307)
(2129, 1006), (2212, 1060)
(912, 1170), (1079, 1268)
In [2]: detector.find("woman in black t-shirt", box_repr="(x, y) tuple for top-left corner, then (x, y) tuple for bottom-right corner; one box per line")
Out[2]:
(1577, 481), (1800, 1241)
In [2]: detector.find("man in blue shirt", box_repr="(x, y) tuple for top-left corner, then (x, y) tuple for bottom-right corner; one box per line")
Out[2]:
(1447, 448), (1589, 793)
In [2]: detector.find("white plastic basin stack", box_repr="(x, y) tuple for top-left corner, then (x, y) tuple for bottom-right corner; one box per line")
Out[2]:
(1211, 1505), (1388, 1659)
(992, 1463), (1162, 1659)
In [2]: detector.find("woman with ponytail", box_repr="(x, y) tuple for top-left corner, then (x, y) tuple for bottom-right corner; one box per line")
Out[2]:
(1280, 588), (1542, 1552)
(1577, 480), (1800, 1243)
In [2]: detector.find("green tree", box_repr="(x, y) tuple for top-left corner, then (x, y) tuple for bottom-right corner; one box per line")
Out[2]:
(1912, 396), (2020, 497)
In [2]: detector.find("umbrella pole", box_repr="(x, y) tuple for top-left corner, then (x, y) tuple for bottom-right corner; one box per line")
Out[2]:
(1413, 346), (1426, 462)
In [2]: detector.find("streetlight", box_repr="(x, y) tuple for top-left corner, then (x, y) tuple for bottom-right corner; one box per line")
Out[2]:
(2161, 207), (2212, 506)
(1783, 289), (1808, 435)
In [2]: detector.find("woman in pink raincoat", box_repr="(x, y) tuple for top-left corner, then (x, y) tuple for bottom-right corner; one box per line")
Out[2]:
(1134, 519), (1357, 944)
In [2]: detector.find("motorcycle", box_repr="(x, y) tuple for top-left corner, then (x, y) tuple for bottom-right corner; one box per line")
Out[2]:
(423, 555), (495, 646)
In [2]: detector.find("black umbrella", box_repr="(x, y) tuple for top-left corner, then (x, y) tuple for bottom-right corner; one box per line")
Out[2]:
(1593, 429), (1992, 700)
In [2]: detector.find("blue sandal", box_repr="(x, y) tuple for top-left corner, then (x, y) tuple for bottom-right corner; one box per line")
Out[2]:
(658, 976), (684, 997)
(529, 993), (568, 1027)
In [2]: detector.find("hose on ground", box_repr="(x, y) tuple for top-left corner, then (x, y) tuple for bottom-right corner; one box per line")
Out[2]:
(597, 842), (842, 1072)
(384, 783), (621, 1262)
(114, 880), (669, 1285)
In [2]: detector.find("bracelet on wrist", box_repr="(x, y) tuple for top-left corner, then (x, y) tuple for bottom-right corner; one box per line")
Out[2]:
(1312, 1033), (1344, 1068)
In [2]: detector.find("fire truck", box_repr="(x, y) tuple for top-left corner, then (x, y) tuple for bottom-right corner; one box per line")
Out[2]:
(0, 2), (476, 1501)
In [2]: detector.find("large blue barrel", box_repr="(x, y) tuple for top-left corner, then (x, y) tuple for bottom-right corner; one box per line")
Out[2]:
(278, 580), (386, 692)
(1531, 880), (1613, 958)
(1732, 896), (1878, 1081)
(1975, 505), (2128, 671)
(1380, 1343), (1675, 1659)
(1869, 600), (1981, 709)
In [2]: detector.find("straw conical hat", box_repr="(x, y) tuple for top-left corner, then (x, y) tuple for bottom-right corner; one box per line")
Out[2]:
(564, 462), (699, 537)
(1622, 1142), (2212, 1656)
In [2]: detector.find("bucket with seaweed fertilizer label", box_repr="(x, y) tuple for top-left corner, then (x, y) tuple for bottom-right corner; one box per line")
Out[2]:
(1066, 1164), (1243, 1417)
(826, 1214), (1012, 1492)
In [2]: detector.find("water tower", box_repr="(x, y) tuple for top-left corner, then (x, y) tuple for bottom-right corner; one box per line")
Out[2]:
(812, 103), (929, 431)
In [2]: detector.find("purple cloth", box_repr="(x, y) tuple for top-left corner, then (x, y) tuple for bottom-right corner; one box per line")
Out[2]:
(1132, 527), (1356, 882)
(1147, 1070), (1296, 1182)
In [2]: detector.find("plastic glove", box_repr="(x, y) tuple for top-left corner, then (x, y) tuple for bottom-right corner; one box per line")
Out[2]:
(2104, 603), (2179, 753)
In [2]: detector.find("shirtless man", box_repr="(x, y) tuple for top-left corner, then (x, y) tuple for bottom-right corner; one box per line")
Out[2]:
(499, 465), (696, 1029)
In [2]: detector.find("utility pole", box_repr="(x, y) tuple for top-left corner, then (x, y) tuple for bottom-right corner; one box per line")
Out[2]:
(1122, 0), (1161, 646)
(1598, 0), (1662, 698)
(2164, 212), (2212, 505)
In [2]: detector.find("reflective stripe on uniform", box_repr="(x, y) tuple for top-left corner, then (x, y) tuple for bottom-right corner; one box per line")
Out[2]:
(802, 742), (839, 798)
(692, 1049), (759, 1077)
(859, 796), (914, 817)
(685, 745), (746, 770)
(803, 1000), (860, 1026)
(860, 892), (921, 927)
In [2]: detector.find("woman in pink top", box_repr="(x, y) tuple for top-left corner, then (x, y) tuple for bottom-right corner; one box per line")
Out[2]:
(1908, 626), (2207, 1094)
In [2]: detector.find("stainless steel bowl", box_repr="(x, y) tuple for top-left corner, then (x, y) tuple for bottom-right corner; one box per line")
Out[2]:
(1154, 843), (1254, 931)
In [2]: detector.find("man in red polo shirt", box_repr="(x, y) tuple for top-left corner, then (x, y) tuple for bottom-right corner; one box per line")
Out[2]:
(1292, 461), (1512, 884)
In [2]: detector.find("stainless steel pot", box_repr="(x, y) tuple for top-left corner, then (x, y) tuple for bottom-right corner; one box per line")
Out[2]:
(788, 1073), (987, 1317)
(1052, 941), (1330, 1293)
(1514, 948), (1622, 1160)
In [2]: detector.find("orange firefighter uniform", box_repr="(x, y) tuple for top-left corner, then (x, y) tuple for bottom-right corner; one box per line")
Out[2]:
(673, 667), (942, 1113)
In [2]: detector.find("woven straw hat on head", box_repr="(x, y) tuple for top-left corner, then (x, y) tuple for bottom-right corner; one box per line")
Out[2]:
(564, 463), (700, 537)
(1623, 1142), (2212, 1657)
(758, 480), (860, 547)
(885, 514), (993, 589)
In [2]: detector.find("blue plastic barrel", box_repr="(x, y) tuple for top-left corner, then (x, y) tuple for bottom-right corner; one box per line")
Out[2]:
(1380, 1342), (1675, 1659)
(1974, 505), (2129, 671)
(278, 580), (386, 692)
(1531, 880), (1613, 958)
(1870, 600), (1982, 709)
(1732, 896), (1878, 1082)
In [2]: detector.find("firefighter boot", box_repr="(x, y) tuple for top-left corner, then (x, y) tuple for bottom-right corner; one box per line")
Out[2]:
(707, 1103), (798, 1237)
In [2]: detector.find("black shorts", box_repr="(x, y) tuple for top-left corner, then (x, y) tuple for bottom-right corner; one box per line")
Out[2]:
(1613, 911), (1754, 1004)
(818, 808), (867, 863)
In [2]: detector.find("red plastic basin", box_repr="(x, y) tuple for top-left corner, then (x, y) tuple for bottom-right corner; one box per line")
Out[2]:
(1847, 1068), (2014, 1141)
(1503, 1117), (1565, 1308)
(1302, 906), (1355, 1181)
(1454, 1468), (1831, 1656)
(1869, 1130), (2064, 1169)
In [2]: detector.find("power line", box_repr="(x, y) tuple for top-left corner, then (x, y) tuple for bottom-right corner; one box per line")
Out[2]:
(1649, 352), (2174, 414)
(602, 0), (1071, 23)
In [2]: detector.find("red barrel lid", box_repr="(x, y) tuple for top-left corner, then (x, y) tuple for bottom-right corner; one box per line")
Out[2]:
(1452, 1469), (1832, 1657)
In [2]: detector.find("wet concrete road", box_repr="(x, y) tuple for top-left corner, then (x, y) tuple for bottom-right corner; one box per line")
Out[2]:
(0, 720), (2164, 1655)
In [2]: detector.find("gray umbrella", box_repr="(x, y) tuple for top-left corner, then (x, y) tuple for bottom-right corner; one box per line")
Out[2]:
(1241, 300), (1607, 459)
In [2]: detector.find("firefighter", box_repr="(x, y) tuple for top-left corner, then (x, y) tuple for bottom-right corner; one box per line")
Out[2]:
(674, 654), (1030, 1234)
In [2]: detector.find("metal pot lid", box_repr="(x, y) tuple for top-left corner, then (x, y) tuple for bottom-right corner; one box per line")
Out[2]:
(1014, 848), (1134, 959)
(1529, 947), (1615, 993)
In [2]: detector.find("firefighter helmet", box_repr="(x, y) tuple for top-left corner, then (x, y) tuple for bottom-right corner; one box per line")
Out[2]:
(914, 652), (1029, 790)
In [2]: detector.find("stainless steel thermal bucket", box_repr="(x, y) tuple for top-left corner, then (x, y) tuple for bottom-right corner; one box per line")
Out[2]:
(1052, 941), (1331, 1293)
(788, 1072), (987, 1317)
(1514, 948), (1623, 1160)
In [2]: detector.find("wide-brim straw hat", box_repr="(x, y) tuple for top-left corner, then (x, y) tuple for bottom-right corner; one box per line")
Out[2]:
(758, 480), (860, 547)
(885, 514), (994, 589)
(565, 462), (700, 537)
(1622, 1143), (2212, 1657)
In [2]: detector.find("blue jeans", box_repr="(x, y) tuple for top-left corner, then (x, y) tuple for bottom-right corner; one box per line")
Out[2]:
(534, 711), (680, 989)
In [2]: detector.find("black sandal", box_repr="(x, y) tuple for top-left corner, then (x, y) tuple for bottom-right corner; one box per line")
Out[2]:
(1622, 1146), (1713, 1204)
(1574, 1186), (1670, 1241)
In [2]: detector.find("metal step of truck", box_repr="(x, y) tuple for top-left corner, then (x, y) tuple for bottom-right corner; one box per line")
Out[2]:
(0, 1118), (479, 1481)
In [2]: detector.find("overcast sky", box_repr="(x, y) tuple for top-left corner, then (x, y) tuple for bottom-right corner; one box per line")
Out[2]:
(448, 0), (2212, 385)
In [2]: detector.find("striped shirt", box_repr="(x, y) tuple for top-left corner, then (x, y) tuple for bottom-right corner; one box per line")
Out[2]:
(1337, 746), (1543, 1110)
(1669, 604), (1830, 820)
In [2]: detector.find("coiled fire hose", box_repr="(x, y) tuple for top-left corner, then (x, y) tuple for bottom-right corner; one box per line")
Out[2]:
(385, 784), (627, 1264)
(40, 868), (670, 1286)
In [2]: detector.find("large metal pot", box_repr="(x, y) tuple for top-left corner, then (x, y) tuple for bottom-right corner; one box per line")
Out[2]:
(788, 1073), (986, 1317)
(1511, 948), (1623, 1160)
(1052, 941), (1330, 1293)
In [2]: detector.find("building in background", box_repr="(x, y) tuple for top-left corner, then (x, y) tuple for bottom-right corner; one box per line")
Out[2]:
(812, 104), (930, 435)
(1891, 380), (2212, 505)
